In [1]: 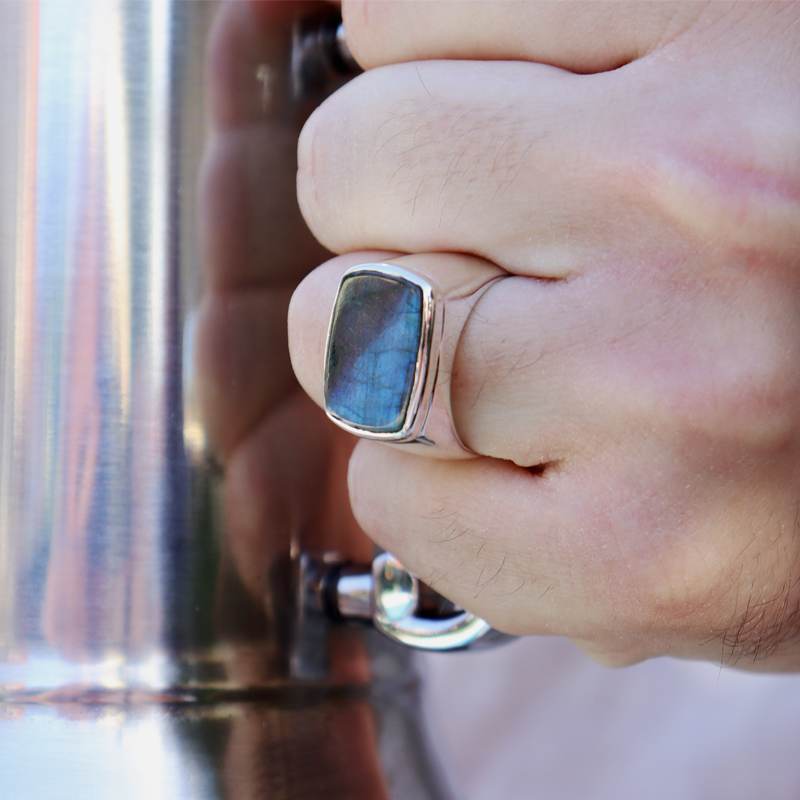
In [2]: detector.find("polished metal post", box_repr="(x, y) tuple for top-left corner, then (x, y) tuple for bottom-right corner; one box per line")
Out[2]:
(0, 0), (215, 697)
(0, 2), (454, 797)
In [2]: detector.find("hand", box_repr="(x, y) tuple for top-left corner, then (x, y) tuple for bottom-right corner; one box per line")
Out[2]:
(288, 1), (800, 668)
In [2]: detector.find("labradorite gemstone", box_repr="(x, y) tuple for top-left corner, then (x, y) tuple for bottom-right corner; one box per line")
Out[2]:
(325, 272), (424, 433)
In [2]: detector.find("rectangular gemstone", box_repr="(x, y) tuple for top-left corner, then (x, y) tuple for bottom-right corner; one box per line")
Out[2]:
(325, 271), (424, 433)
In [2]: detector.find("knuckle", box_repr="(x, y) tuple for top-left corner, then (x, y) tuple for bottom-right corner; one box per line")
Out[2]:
(296, 74), (381, 253)
(366, 92), (533, 228)
(299, 62), (543, 252)
(340, 1), (372, 65)
(645, 94), (800, 258)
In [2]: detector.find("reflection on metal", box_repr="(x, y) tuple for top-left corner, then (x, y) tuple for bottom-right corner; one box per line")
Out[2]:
(0, 2), (455, 798)
(291, 11), (362, 99)
(0, 0), (212, 693)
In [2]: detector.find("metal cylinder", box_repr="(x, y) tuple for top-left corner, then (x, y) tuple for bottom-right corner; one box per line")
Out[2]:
(0, 2), (453, 797)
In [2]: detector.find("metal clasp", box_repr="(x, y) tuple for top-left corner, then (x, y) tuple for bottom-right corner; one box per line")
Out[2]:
(306, 552), (515, 651)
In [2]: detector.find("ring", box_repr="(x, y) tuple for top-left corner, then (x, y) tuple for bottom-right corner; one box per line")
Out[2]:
(323, 258), (504, 456)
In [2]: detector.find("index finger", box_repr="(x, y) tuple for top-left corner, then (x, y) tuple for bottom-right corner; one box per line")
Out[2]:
(342, 1), (787, 74)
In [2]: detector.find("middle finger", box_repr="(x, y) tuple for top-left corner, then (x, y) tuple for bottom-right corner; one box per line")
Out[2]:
(297, 57), (697, 279)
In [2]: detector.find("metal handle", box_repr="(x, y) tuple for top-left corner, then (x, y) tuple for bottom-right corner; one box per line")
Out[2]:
(312, 552), (515, 651)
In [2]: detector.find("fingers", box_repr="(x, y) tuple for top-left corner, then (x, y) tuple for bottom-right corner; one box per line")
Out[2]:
(298, 21), (800, 274)
(451, 260), (800, 466)
(346, 439), (673, 646)
(342, 0), (707, 73)
(347, 436), (800, 666)
(342, 1), (800, 80)
(297, 56), (718, 278)
(291, 240), (800, 468)
(298, 59), (618, 277)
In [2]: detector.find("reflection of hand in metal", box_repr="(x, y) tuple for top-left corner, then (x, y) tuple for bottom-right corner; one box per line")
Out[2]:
(224, 694), (390, 800)
(196, 3), (403, 793)
(196, 0), (373, 574)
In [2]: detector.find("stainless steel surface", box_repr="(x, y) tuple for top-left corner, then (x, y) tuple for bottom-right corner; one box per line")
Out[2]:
(0, 2), (455, 797)
(0, 660), (448, 800)
(337, 568), (375, 621)
(0, 0), (221, 699)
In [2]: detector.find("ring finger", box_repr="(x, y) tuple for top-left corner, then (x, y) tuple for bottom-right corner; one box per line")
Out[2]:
(288, 247), (733, 467)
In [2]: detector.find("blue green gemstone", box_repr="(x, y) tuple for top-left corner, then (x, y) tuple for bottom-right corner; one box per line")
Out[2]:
(325, 272), (424, 433)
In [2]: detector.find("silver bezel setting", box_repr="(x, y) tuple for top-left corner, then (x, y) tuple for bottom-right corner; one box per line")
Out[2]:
(323, 263), (442, 443)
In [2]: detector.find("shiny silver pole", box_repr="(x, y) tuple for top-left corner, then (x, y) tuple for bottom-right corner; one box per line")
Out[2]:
(0, 2), (454, 797)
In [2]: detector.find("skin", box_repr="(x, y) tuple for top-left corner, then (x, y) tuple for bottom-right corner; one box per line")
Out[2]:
(288, 0), (800, 670)
(200, 1), (800, 670)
